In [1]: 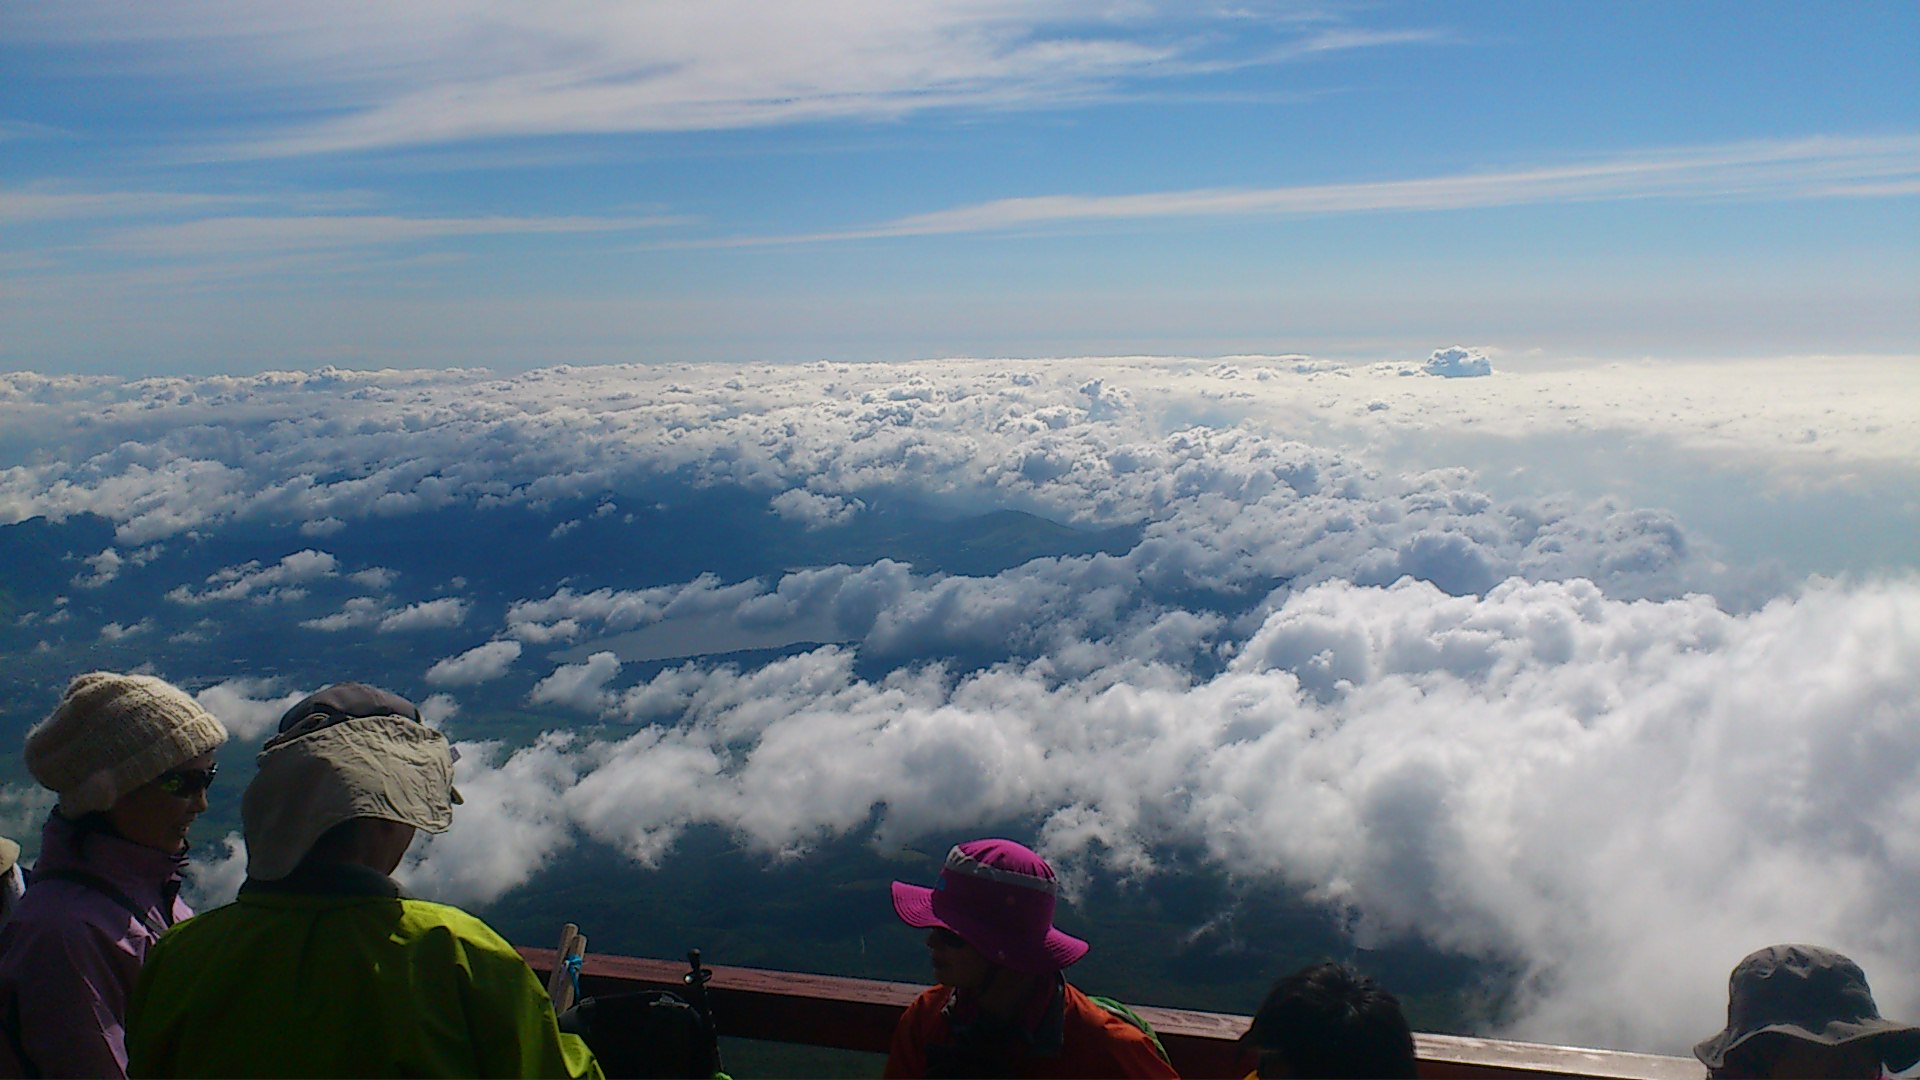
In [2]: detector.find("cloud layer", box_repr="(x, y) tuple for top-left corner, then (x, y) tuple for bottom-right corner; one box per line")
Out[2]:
(3, 356), (1917, 1056)
(6, 356), (1912, 551)
(401, 575), (1919, 1056)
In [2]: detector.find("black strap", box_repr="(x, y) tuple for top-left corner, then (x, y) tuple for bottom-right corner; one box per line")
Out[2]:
(31, 869), (171, 938)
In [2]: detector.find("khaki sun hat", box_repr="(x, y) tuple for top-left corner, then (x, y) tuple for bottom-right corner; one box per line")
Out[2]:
(241, 703), (458, 881)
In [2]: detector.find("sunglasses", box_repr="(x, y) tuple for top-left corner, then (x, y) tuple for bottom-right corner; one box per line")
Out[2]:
(154, 764), (217, 798)
(928, 927), (972, 950)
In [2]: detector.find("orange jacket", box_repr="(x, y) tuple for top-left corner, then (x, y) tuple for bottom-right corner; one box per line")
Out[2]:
(885, 981), (1179, 1079)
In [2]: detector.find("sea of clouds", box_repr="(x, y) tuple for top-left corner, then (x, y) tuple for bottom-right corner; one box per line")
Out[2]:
(3, 351), (1917, 1055)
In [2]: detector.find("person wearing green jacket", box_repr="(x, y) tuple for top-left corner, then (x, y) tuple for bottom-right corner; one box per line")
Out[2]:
(126, 683), (601, 1079)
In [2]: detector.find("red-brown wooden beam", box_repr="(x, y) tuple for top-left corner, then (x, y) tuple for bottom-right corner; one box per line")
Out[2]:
(520, 948), (1703, 1079)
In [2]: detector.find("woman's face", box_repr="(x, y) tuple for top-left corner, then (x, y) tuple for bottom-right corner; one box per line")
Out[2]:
(106, 751), (216, 853)
(926, 927), (995, 992)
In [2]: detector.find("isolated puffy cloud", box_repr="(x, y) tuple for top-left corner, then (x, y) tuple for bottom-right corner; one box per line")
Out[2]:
(348, 567), (396, 589)
(509, 561), (914, 670)
(194, 676), (312, 741)
(425, 639), (523, 686)
(507, 584), (678, 640)
(1422, 345), (1493, 377)
(529, 652), (621, 714)
(98, 618), (154, 640)
(301, 596), (383, 632)
(75, 547), (124, 588)
(167, 549), (338, 604)
(769, 487), (864, 528)
(378, 598), (470, 632)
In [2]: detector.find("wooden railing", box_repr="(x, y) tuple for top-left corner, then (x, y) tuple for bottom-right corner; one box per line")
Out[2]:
(520, 948), (1703, 1079)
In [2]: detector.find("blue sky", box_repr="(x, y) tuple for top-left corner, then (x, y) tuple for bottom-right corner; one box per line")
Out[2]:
(3, 1), (1916, 374)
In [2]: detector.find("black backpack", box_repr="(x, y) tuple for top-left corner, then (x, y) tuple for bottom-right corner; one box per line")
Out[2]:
(557, 951), (721, 1080)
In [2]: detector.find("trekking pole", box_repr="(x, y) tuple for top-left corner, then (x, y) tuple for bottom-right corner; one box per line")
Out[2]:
(683, 948), (713, 1015)
(547, 923), (587, 1013)
(685, 948), (721, 1076)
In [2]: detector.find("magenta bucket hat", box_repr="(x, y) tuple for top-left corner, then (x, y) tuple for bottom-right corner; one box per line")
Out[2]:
(891, 838), (1089, 975)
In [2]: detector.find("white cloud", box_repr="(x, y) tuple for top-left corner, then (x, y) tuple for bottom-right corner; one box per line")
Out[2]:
(348, 567), (396, 589)
(427, 575), (1920, 1056)
(100, 213), (682, 259)
(0, 187), (258, 225)
(75, 547), (124, 588)
(506, 580), (734, 641)
(5, 359), (1910, 562)
(182, 831), (248, 910)
(418, 692), (460, 728)
(529, 651), (621, 715)
(5, 359), (1917, 1059)
(0, 784), (58, 839)
(1423, 345), (1492, 378)
(194, 676), (311, 741)
(425, 639), (523, 686)
(301, 595), (383, 632)
(378, 597), (469, 632)
(507, 617), (582, 645)
(402, 733), (580, 905)
(98, 618), (153, 640)
(3, 4), (1439, 156)
(167, 549), (338, 604)
(769, 487), (865, 528)
(747, 135), (1920, 245)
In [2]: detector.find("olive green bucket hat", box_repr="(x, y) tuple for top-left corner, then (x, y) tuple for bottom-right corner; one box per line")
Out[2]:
(1694, 944), (1920, 1073)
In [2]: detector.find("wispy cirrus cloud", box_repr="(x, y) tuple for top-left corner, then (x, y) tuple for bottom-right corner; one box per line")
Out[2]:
(4, 2), (1443, 157)
(100, 212), (690, 258)
(724, 134), (1920, 245)
(0, 187), (263, 224)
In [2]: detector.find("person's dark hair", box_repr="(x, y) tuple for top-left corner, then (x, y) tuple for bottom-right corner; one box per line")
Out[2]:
(1246, 961), (1418, 1079)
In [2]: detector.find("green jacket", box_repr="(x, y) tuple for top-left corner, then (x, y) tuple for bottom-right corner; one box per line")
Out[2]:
(127, 863), (601, 1079)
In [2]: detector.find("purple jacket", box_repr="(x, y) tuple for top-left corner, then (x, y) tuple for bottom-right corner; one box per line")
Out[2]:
(0, 813), (190, 1079)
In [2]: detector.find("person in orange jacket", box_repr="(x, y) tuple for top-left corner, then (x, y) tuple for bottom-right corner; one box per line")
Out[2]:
(884, 838), (1178, 1079)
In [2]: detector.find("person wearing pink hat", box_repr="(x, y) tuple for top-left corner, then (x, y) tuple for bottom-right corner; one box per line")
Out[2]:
(886, 838), (1178, 1079)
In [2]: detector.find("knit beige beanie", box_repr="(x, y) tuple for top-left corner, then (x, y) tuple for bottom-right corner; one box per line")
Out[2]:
(24, 672), (230, 815)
